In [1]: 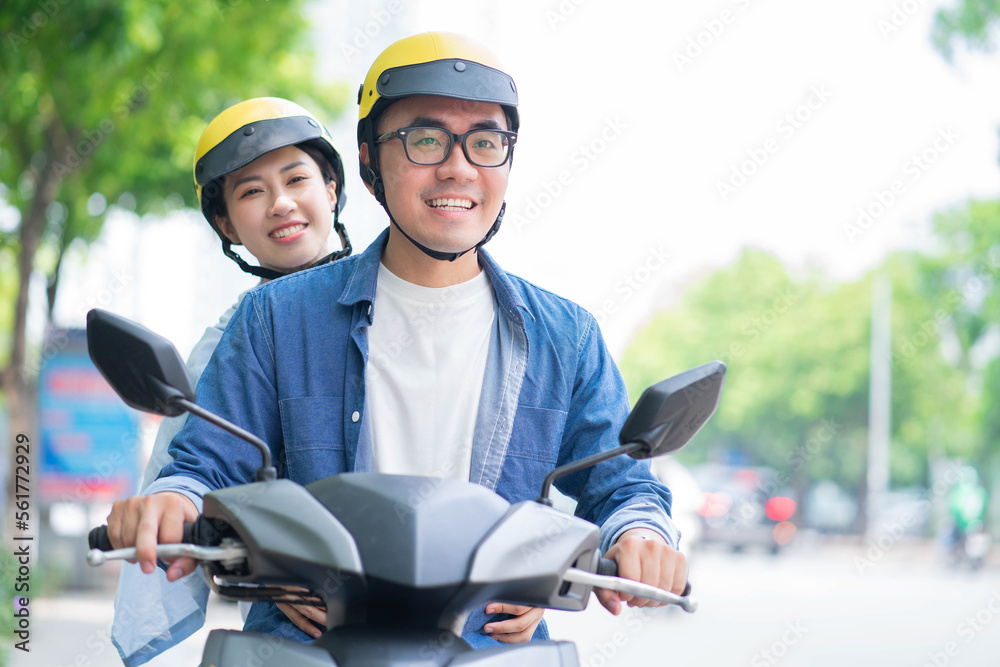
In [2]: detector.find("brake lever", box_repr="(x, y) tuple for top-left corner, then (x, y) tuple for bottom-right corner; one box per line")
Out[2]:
(562, 567), (698, 613)
(86, 542), (248, 568)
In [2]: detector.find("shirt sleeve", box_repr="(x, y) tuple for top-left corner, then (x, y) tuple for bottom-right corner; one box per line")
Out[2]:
(138, 299), (240, 492)
(556, 311), (682, 553)
(156, 291), (282, 493)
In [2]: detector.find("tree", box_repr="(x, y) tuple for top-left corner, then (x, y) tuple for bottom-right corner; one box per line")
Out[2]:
(619, 249), (973, 525)
(932, 0), (1000, 59)
(0, 0), (348, 525)
(916, 200), (1000, 467)
(931, 0), (1000, 524)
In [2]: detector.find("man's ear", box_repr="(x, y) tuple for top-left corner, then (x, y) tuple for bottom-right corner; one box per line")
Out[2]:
(359, 143), (376, 196)
(214, 215), (241, 245)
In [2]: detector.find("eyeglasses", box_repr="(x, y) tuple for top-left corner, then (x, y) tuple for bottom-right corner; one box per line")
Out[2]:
(376, 126), (517, 168)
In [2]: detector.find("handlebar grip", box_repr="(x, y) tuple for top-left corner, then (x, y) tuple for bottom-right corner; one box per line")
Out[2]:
(597, 557), (692, 597)
(89, 525), (113, 551)
(88, 522), (200, 552)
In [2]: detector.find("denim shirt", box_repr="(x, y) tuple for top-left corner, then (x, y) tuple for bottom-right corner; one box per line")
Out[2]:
(134, 228), (678, 656)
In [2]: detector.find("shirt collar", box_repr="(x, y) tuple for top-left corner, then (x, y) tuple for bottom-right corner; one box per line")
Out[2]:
(338, 227), (531, 327)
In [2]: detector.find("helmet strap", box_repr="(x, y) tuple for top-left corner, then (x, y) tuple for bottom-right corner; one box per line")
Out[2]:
(222, 240), (286, 280)
(366, 124), (505, 263)
(384, 197), (505, 263)
(221, 205), (352, 279)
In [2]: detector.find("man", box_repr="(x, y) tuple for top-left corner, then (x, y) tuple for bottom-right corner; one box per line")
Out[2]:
(107, 32), (686, 649)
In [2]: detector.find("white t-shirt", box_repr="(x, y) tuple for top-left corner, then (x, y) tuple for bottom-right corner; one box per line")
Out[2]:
(367, 262), (496, 481)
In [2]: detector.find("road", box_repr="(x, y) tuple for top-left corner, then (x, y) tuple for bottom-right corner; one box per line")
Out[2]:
(11, 537), (1000, 666)
(548, 536), (1000, 667)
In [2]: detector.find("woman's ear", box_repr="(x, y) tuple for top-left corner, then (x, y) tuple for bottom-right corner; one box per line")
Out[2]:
(328, 179), (338, 211)
(215, 215), (241, 245)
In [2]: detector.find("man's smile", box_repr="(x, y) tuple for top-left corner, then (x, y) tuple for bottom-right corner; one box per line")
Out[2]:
(425, 197), (475, 211)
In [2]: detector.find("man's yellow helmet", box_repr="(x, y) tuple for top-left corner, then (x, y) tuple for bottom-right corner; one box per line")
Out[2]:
(353, 33), (519, 263)
(356, 32), (519, 187)
(357, 32), (518, 133)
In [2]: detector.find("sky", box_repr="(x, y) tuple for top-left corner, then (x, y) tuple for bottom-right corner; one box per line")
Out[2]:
(51, 0), (1000, 359)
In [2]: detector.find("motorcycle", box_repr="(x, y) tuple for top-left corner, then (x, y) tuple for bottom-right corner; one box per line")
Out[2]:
(84, 308), (725, 666)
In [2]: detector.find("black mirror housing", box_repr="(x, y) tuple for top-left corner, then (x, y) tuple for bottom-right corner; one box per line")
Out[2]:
(86, 309), (195, 417)
(619, 361), (726, 459)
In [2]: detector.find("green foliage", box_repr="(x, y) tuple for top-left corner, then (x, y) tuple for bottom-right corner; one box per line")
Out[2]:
(0, 0), (349, 382)
(620, 248), (974, 495)
(1, 0), (347, 222)
(917, 199), (1000, 464)
(0, 246), (14, 367)
(932, 0), (1000, 58)
(919, 200), (1000, 354)
(0, 547), (17, 666)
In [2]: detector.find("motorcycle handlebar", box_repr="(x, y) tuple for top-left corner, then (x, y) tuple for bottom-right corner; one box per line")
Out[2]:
(597, 557), (692, 597)
(88, 525), (113, 552)
(88, 520), (209, 552)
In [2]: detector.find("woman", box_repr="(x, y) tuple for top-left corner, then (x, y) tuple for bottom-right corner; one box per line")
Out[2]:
(112, 97), (351, 667)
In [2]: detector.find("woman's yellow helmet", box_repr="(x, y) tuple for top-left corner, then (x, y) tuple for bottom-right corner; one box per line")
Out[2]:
(193, 97), (350, 278)
(194, 97), (346, 217)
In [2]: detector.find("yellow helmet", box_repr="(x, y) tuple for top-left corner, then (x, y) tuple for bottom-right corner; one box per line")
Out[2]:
(354, 33), (518, 263)
(356, 32), (519, 187)
(193, 97), (350, 278)
(195, 97), (346, 215)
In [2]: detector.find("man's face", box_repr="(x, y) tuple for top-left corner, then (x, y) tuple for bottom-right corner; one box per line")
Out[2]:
(371, 95), (511, 255)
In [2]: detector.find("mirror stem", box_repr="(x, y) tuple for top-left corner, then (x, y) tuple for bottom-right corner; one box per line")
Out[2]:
(174, 398), (277, 481)
(536, 441), (645, 506)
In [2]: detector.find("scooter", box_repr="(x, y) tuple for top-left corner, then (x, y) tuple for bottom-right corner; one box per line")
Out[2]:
(950, 520), (992, 572)
(84, 308), (725, 666)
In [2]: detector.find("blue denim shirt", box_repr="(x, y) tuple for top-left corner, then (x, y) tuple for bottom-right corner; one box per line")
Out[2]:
(138, 228), (678, 655)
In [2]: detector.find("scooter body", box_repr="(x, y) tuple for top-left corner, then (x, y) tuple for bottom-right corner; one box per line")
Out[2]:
(193, 473), (598, 665)
(83, 308), (724, 667)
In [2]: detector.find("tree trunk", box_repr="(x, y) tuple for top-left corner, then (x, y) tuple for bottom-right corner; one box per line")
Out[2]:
(1, 135), (61, 540)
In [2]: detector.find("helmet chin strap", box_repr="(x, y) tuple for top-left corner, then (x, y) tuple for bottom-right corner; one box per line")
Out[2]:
(369, 166), (505, 262)
(222, 208), (353, 280)
(388, 203), (505, 262)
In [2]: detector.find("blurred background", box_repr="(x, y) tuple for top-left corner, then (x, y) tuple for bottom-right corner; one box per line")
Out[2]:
(3, 0), (1000, 665)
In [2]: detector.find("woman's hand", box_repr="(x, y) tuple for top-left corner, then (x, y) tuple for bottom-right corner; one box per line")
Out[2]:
(483, 603), (545, 643)
(276, 587), (327, 639)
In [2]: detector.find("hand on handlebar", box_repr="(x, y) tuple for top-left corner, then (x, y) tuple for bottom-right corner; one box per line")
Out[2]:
(106, 491), (200, 580)
(596, 527), (688, 615)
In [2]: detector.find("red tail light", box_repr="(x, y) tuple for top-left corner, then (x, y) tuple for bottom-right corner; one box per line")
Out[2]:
(765, 496), (796, 522)
(698, 492), (732, 517)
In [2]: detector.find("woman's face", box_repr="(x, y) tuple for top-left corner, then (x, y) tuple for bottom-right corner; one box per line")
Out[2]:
(216, 145), (336, 273)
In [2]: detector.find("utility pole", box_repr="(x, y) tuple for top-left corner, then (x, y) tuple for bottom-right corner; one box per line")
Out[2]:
(866, 272), (892, 540)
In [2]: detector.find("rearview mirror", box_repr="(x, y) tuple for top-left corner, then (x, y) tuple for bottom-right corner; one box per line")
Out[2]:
(619, 360), (726, 459)
(86, 308), (277, 481)
(86, 309), (195, 417)
(536, 361), (726, 505)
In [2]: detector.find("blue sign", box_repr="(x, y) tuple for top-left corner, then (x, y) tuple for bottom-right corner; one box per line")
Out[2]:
(38, 329), (139, 503)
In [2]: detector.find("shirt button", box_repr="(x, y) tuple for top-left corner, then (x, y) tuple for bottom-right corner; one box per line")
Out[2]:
(351, 411), (360, 423)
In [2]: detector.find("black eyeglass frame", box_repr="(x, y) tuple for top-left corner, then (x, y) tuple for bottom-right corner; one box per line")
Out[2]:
(376, 126), (518, 168)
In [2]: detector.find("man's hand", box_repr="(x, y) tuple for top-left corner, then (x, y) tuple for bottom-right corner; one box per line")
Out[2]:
(106, 491), (199, 581)
(484, 603), (545, 643)
(277, 587), (327, 639)
(596, 527), (687, 615)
